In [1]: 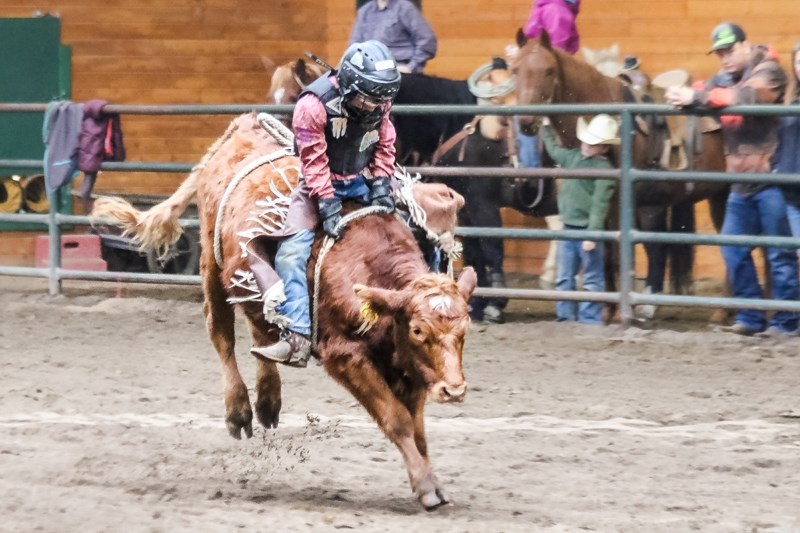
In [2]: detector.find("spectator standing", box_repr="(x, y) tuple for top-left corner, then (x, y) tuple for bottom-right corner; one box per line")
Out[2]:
(773, 42), (800, 256)
(618, 55), (651, 94)
(349, 0), (437, 74)
(539, 115), (618, 325)
(666, 22), (799, 336)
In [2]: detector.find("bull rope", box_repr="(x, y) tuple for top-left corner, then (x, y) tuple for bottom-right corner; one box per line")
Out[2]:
(213, 113), (295, 268)
(311, 205), (392, 348)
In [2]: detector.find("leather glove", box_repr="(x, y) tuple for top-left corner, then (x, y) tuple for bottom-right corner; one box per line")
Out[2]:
(367, 176), (395, 213)
(317, 197), (343, 239)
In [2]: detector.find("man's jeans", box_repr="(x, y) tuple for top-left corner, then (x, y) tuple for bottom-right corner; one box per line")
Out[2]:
(721, 186), (799, 332)
(786, 203), (800, 261)
(273, 176), (371, 336)
(556, 225), (605, 324)
(515, 117), (541, 169)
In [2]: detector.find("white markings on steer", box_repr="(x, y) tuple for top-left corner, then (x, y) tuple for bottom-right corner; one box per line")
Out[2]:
(428, 295), (452, 313)
(0, 412), (795, 444)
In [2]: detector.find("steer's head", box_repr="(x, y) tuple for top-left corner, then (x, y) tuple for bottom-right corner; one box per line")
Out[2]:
(354, 268), (477, 403)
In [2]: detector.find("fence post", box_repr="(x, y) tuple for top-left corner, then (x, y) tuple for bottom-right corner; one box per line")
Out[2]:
(47, 190), (62, 295)
(618, 110), (635, 326)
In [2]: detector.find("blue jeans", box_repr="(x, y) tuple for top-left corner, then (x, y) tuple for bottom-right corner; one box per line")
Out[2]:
(556, 225), (605, 324)
(274, 175), (371, 336)
(720, 187), (799, 332)
(515, 117), (541, 169)
(786, 202), (800, 242)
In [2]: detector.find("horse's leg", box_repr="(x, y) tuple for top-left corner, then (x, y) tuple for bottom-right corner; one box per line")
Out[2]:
(245, 316), (282, 429)
(708, 190), (735, 323)
(540, 214), (563, 289)
(636, 205), (668, 320)
(324, 349), (446, 510)
(668, 200), (696, 295)
(202, 252), (253, 439)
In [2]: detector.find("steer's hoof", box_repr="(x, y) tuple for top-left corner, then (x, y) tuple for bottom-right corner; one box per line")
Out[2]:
(226, 410), (253, 440)
(419, 487), (450, 511)
(255, 398), (281, 429)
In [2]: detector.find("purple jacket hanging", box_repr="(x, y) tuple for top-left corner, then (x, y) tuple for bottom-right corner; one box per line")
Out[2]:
(77, 99), (126, 198)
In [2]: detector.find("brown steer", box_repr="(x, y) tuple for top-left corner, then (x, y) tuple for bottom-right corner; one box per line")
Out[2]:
(91, 112), (477, 510)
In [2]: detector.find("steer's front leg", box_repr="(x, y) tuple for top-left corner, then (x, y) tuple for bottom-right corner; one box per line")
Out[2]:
(406, 388), (449, 508)
(324, 348), (448, 510)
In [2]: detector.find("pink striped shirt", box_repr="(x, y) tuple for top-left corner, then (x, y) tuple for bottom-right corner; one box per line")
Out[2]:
(292, 81), (397, 199)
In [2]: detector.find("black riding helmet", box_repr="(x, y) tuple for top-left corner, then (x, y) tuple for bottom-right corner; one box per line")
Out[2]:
(336, 40), (401, 102)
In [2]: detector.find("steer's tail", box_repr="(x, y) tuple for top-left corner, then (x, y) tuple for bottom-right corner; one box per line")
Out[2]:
(90, 119), (239, 258)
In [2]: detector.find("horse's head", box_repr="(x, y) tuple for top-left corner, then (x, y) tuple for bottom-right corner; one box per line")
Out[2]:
(264, 57), (326, 104)
(512, 28), (560, 134)
(354, 268), (477, 403)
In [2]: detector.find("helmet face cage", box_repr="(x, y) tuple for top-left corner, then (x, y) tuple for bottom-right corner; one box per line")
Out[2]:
(337, 40), (401, 103)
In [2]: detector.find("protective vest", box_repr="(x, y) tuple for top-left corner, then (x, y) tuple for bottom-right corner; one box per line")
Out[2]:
(300, 75), (385, 176)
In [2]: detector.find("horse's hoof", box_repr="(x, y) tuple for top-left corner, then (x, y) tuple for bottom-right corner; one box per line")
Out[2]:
(225, 410), (254, 440)
(634, 304), (657, 320)
(255, 399), (281, 429)
(538, 278), (555, 290)
(419, 488), (450, 511)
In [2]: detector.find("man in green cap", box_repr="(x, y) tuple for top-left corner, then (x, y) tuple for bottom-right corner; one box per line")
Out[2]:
(665, 22), (798, 337)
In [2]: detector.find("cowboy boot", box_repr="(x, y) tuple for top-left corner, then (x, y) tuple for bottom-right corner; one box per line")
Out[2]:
(251, 329), (312, 368)
(483, 272), (507, 324)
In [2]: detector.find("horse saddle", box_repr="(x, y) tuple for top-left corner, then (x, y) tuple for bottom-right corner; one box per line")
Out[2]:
(651, 69), (722, 170)
(626, 70), (722, 171)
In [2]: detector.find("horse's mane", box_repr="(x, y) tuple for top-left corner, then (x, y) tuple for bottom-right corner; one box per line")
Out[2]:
(396, 73), (476, 105)
(394, 73), (478, 164)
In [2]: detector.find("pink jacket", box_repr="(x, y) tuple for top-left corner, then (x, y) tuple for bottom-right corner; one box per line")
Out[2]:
(523, 0), (581, 55)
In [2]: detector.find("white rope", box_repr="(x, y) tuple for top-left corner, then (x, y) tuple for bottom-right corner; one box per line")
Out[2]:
(257, 112), (294, 148)
(311, 205), (391, 348)
(467, 63), (516, 99)
(213, 147), (294, 267)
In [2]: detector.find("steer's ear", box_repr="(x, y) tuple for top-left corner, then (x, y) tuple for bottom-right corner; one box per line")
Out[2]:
(456, 267), (478, 300)
(354, 284), (408, 316)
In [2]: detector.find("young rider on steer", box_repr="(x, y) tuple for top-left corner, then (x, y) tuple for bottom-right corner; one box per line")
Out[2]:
(250, 40), (402, 367)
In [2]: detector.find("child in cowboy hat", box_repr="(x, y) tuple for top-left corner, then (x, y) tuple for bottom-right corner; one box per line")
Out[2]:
(539, 114), (619, 324)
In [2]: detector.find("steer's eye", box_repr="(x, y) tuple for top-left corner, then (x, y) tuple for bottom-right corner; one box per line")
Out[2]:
(412, 327), (423, 337)
(545, 67), (555, 76)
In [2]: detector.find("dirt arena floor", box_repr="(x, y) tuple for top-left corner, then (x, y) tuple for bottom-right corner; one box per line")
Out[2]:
(1, 276), (798, 532)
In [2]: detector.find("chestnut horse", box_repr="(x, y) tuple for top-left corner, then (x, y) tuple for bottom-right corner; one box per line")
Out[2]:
(91, 113), (477, 510)
(512, 29), (728, 306)
(263, 56), (326, 105)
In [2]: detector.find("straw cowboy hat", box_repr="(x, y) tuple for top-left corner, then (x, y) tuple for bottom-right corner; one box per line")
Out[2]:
(576, 114), (621, 145)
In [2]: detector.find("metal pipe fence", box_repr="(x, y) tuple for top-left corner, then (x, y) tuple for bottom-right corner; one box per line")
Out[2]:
(3, 102), (800, 325)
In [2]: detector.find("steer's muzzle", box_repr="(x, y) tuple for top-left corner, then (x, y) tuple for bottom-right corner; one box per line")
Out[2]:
(430, 381), (467, 403)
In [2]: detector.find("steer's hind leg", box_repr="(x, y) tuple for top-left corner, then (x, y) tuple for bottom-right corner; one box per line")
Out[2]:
(245, 316), (282, 429)
(202, 255), (253, 439)
(324, 347), (448, 510)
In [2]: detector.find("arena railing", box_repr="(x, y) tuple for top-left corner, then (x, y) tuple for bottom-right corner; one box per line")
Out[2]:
(2, 102), (800, 326)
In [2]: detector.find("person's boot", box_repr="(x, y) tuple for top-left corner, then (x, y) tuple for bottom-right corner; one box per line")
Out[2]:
(483, 272), (507, 324)
(251, 329), (312, 368)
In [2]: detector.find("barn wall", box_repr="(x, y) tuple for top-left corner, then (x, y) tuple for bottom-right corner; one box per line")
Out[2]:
(3, 0), (799, 282)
